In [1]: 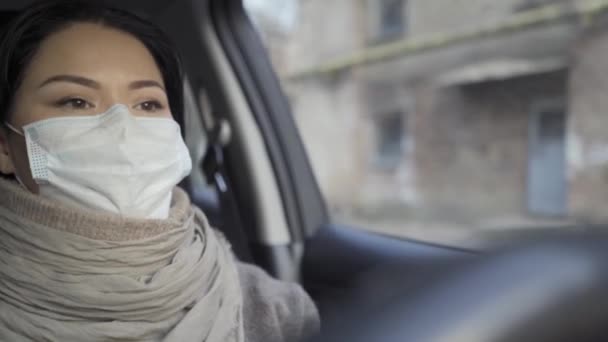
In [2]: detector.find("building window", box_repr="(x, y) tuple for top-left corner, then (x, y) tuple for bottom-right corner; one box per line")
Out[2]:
(374, 112), (405, 169)
(377, 0), (406, 41)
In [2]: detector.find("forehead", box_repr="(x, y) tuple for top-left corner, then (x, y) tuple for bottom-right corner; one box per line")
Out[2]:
(23, 22), (164, 84)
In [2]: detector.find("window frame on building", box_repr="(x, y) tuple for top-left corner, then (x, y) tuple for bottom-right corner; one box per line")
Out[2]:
(367, 0), (407, 43)
(371, 110), (407, 170)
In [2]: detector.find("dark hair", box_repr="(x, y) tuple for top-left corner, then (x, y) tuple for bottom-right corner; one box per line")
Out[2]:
(0, 0), (184, 127)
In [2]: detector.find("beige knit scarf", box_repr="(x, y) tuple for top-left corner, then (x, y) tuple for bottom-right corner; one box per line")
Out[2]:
(0, 177), (244, 341)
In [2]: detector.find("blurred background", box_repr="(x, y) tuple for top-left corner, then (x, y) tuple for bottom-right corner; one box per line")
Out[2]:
(244, 0), (608, 246)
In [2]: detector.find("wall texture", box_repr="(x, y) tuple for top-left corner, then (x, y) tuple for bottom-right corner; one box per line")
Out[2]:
(413, 71), (567, 221)
(568, 25), (608, 223)
(263, 0), (608, 228)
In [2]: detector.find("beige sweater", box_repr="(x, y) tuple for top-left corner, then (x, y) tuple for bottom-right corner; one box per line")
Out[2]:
(0, 177), (320, 342)
(239, 263), (320, 341)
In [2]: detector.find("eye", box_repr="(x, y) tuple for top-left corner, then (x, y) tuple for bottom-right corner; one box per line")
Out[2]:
(135, 100), (165, 113)
(56, 97), (93, 110)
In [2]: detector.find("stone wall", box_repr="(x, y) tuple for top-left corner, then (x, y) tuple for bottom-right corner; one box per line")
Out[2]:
(284, 0), (365, 73)
(287, 71), (368, 212)
(267, 0), (602, 226)
(413, 71), (567, 221)
(568, 25), (608, 223)
(408, 0), (526, 37)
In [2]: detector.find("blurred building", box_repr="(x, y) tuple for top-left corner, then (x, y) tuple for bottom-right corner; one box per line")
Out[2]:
(256, 0), (608, 225)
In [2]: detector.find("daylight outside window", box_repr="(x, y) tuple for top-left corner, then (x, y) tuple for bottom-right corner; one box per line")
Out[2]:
(245, 0), (608, 245)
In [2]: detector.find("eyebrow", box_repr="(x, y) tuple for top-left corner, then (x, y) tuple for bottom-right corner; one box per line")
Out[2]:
(128, 80), (165, 92)
(38, 75), (100, 89)
(38, 75), (166, 92)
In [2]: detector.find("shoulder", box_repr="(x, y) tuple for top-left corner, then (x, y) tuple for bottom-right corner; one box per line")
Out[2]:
(237, 262), (320, 342)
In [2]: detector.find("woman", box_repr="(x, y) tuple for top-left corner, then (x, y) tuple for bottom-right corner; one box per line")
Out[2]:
(0, 1), (319, 341)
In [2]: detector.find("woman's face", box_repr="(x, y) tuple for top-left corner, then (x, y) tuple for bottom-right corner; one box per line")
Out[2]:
(0, 22), (171, 193)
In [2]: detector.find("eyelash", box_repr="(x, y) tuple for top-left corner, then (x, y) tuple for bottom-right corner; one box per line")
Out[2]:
(135, 100), (165, 113)
(53, 98), (165, 113)
(55, 97), (93, 110)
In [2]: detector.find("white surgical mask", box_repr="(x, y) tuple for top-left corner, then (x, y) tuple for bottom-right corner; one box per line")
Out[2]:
(4, 104), (192, 219)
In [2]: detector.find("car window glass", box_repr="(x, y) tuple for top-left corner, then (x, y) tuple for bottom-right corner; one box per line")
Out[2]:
(245, 0), (608, 245)
(183, 80), (212, 191)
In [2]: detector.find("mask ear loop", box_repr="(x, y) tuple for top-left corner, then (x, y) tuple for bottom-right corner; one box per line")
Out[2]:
(3, 122), (28, 190)
(4, 122), (24, 137)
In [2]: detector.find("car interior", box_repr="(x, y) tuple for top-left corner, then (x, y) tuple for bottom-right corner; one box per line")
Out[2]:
(2, 1), (608, 341)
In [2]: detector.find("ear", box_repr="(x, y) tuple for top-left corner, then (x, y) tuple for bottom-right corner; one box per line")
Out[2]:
(0, 129), (16, 175)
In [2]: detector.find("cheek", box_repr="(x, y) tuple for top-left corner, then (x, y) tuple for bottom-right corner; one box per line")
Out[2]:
(10, 92), (52, 127)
